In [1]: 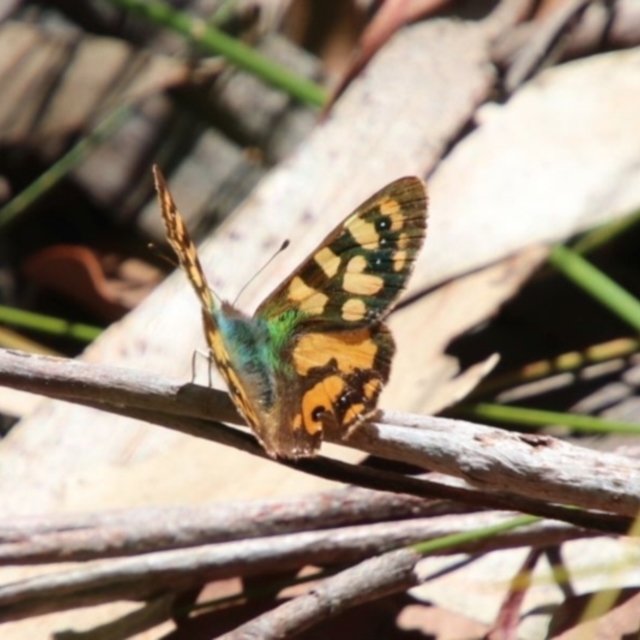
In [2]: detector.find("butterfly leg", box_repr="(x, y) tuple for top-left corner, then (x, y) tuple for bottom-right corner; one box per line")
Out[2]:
(190, 348), (213, 385)
(207, 349), (214, 387)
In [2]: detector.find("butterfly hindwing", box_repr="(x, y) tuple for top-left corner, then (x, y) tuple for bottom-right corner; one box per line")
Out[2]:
(281, 324), (396, 442)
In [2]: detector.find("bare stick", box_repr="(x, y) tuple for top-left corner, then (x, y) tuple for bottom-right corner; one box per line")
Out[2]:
(0, 349), (639, 520)
(0, 488), (448, 564)
(0, 513), (593, 623)
(218, 548), (424, 640)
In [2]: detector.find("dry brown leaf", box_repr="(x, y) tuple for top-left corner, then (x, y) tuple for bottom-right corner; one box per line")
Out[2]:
(22, 246), (162, 322)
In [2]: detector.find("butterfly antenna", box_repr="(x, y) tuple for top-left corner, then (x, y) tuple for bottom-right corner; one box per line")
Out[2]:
(234, 239), (290, 306)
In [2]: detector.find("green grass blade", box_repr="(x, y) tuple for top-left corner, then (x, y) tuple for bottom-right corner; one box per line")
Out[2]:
(106, 0), (328, 107)
(0, 305), (102, 343)
(572, 206), (640, 255)
(411, 514), (540, 555)
(0, 104), (132, 229)
(460, 402), (640, 436)
(549, 244), (640, 333)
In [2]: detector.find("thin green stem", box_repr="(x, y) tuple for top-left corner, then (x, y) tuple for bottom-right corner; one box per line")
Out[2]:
(460, 402), (640, 435)
(0, 305), (102, 343)
(549, 244), (640, 333)
(412, 515), (540, 555)
(0, 105), (132, 228)
(573, 206), (640, 255)
(105, 0), (327, 107)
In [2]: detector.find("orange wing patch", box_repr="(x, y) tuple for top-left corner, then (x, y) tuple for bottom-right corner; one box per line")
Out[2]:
(291, 326), (392, 437)
(292, 329), (379, 377)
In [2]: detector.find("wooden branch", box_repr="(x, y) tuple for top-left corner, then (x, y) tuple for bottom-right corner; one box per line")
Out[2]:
(349, 411), (640, 517)
(0, 349), (637, 526)
(0, 512), (593, 623)
(217, 548), (424, 640)
(0, 487), (448, 564)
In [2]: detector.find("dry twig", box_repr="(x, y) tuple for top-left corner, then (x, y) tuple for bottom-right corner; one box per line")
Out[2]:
(0, 512), (591, 623)
(0, 487), (451, 564)
(0, 349), (638, 522)
(217, 548), (423, 640)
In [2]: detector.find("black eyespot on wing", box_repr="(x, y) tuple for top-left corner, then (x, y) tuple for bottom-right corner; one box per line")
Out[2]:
(311, 405), (325, 421)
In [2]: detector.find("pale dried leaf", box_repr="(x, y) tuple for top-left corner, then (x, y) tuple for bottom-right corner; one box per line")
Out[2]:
(0, 22), (186, 148)
(422, 48), (640, 288)
(385, 247), (547, 414)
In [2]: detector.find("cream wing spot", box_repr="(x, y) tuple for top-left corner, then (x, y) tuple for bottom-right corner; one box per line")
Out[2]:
(397, 233), (409, 250)
(341, 298), (367, 321)
(393, 250), (407, 272)
(379, 197), (400, 216)
(378, 197), (404, 231)
(288, 276), (329, 315)
(347, 255), (367, 273)
(348, 218), (379, 248)
(344, 273), (384, 295)
(343, 256), (384, 295)
(314, 247), (341, 278)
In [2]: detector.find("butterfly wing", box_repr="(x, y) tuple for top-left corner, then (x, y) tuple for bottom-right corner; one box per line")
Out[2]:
(258, 177), (428, 445)
(153, 166), (268, 435)
(258, 177), (427, 327)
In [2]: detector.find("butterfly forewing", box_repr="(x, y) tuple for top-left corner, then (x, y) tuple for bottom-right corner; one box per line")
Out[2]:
(153, 167), (215, 313)
(257, 177), (427, 328)
(153, 167), (264, 433)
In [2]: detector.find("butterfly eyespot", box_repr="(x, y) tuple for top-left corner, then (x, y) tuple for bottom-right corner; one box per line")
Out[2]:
(336, 393), (351, 410)
(375, 217), (391, 232)
(311, 406), (326, 422)
(379, 237), (389, 247)
(337, 389), (361, 411)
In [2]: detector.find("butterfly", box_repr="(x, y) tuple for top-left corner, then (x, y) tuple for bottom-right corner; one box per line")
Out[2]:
(153, 166), (427, 459)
